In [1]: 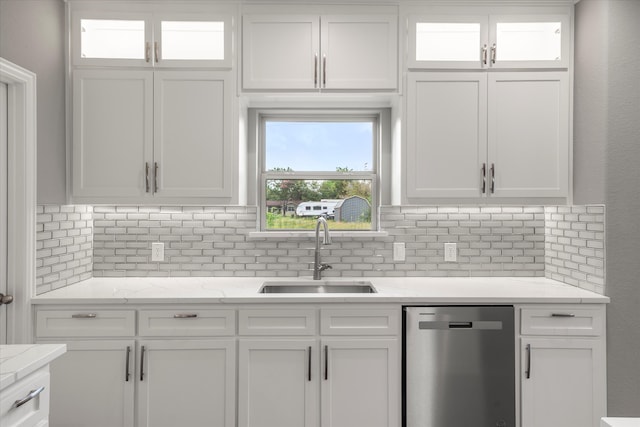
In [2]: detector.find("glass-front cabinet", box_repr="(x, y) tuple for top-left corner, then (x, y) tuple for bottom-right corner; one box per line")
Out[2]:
(70, 7), (232, 68)
(408, 13), (569, 69)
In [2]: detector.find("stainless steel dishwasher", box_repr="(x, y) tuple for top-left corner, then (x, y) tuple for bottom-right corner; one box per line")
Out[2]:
(404, 306), (515, 427)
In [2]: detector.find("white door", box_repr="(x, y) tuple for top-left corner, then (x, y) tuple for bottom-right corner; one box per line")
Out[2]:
(153, 71), (232, 198)
(238, 339), (319, 427)
(242, 15), (320, 90)
(521, 338), (606, 427)
(0, 82), (8, 344)
(137, 340), (236, 427)
(406, 72), (487, 199)
(321, 339), (399, 427)
(46, 340), (136, 427)
(72, 69), (153, 199)
(321, 15), (397, 89)
(488, 72), (569, 197)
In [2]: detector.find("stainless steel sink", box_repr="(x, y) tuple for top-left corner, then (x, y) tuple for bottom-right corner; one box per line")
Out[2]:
(259, 280), (376, 294)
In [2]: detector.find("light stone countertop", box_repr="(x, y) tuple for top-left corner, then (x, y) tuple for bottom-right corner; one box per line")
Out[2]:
(31, 276), (610, 305)
(601, 418), (640, 427)
(0, 344), (66, 390)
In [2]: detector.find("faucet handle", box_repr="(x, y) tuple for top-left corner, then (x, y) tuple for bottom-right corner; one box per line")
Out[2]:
(319, 263), (332, 272)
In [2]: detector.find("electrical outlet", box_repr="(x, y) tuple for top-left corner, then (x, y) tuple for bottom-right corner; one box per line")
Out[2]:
(151, 242), (164, 262)
(393, 242), (406, 262)
(444, 243), (457, 262)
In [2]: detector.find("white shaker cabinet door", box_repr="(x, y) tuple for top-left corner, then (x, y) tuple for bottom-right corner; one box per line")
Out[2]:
(406, 72), (487, 199)
(321, 15), (397, 90)
(137, 340), (236, 427)
(72, 70), (153, 199)
(238, 339), (319, 427)
(521, 337), (606, 427)
(46, 340), (135, 427)
(242, 15), (320, 90)
(153, 71), (232, 198)
(488, 72), (569, 198)
(320, 338), (400, 427)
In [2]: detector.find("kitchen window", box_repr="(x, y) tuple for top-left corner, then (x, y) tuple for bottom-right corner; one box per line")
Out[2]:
(257, 111), (381, 231)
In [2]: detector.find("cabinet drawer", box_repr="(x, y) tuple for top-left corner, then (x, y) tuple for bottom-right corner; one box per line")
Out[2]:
(138, 309), (235, 336)
(321, 308), (400, 336)
(36, 310), (135, 338)
(0, 369), (50, 427)
(521, 306), (604, 337)
(238, 309), (316, 336)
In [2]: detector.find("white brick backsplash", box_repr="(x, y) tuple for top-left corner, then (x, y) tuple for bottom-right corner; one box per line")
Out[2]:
(544, 205), (606, 294)
(35, 204), (606, 295)
(36, 205), (93, 294)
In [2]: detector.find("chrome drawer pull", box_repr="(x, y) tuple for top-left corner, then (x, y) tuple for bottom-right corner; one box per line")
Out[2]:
(173, 314), (198, 319)
(551, 313), (575, 318)
(13, 386), (45, 409)
(71, 313), (97, 319)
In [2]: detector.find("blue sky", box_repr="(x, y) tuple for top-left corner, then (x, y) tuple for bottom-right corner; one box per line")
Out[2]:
(265, 121), (373, 171)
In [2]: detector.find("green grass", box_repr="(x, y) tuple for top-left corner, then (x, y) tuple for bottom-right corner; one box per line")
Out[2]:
(266, 214), (371, 230)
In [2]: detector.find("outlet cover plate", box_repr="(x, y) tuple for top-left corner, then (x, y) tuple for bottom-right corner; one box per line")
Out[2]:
(151, 242), (164, 262)
(444, 243), (457, 262)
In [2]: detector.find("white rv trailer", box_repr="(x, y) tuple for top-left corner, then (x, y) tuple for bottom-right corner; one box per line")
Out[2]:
(295, 200), (338, 218)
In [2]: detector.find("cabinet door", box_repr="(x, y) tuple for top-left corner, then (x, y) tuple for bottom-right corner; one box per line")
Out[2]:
(488, 72), (569, 197)
(321, 338), (399, 427)
(153, 71), (232, 198)
(521, 338), (606, 427)
(137, 339), (235, 427)
(243, 15), (320, 90)
(321, 15), (397, 89)
(406, 72), (487, 199)
(72, 70), (153, 199)
(407, 15), (488, 69)
(489, 15), (570, 69)
(46, 340), (135, 427)
(238, 339), (318, 427)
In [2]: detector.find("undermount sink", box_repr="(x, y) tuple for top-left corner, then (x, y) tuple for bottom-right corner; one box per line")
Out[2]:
(259, 280), (376, 294)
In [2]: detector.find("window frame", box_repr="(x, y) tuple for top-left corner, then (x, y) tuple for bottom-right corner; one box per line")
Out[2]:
(256, 110), (381, 232)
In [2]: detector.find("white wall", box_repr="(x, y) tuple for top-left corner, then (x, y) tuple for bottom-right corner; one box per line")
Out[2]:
(575, 0), (640, 416)
(0, 0), (66, 204)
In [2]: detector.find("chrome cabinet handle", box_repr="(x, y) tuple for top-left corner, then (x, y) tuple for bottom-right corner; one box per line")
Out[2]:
(0, 292), (14, 305)
(324, 345), (328, 380)
(13, 386), (45, 409)
(491, 43), (497, 64)
(481, 163), (487, 194)
(314, 54), (318, 87)
(308, 346), (312, 382)
(145, 162), (150, 193)
(322, 55), (327, 87)
(154, 41), (160, 63)
(551, 313), (576, 318)
(173, 314), (198, 318)
(145, 42), (151, 63)
(71, 313), (96, 319)
(125, 346), (131, 382)
(140, 346), (146, 381)
(490, 163), (495, 194)
(154, 162), (158, 194)
(482, 44), (488, 65)
(525, 344), (531, 379)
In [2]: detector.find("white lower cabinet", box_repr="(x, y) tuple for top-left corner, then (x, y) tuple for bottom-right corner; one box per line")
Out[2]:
(137, 340), (235, 427)
(237, 307), (401, 427)
(238, 339), (319, 427)
(47, 340), (135, 427)
(519, 305), (607, 427)
(321, 338), (399, 427)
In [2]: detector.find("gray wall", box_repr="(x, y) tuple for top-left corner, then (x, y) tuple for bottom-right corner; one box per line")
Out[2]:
(0, 0), (66, 204)
(575, 0), (640, 416)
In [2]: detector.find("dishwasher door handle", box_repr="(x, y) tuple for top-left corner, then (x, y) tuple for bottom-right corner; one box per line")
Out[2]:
(419, 320), (503, 330)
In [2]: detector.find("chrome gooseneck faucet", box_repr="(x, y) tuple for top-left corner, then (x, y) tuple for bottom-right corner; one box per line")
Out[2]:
(313, 216), (332, 280)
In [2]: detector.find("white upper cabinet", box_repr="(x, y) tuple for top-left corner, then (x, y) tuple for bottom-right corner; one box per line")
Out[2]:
(242, 9), (397, 91)
(408, 11), (569, 69)
(70, 6), (233, 68)
(242, 15), (320, 90)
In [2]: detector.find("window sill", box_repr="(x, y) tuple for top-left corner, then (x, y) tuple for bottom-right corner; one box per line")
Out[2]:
(248, 231), (389, 239)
